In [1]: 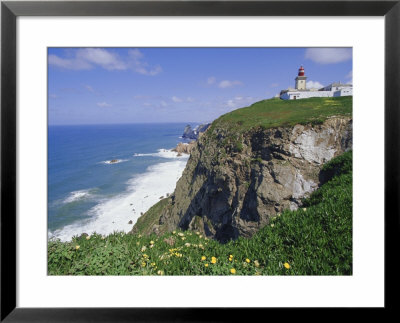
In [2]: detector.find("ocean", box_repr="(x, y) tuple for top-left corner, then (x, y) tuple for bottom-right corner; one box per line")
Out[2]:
(48, 123), (190, 241)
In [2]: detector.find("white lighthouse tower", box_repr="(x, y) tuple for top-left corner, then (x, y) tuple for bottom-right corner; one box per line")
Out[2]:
(295, 65), (307, 90)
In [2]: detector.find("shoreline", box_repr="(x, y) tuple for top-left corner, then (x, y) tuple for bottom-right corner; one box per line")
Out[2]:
(49, 149), (189, 242)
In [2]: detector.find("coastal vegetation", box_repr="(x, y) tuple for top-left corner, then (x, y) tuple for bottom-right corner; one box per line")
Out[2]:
(207, 96), (352, 136)
(48, 150), (352, 275)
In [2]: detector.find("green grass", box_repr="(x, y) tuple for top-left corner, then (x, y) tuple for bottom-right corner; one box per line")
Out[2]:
(130, 198), (170, 235)
(207, 96), (352, 137)
(48, 151), (352, 276)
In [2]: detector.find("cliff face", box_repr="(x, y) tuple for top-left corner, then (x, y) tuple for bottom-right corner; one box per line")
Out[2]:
(182, 123), (211, 140)
(135, 116), (352, 242)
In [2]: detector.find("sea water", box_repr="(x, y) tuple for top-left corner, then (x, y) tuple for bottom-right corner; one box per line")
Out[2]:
(48, 123), (191, 241)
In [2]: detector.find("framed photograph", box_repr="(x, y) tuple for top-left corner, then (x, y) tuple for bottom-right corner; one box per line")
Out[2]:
(1, 0), (399, 321)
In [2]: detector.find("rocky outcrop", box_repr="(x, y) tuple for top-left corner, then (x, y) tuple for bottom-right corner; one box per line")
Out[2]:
(172, 142), (196, 155)
(182, 123), (211, 140)
(134, 116), (352, 242)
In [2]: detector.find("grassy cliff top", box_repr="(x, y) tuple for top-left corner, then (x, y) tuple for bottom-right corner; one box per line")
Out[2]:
(208, 96), (352, 135)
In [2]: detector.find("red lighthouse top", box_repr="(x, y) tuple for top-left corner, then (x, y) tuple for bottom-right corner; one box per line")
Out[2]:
(298, 66), (305, 76)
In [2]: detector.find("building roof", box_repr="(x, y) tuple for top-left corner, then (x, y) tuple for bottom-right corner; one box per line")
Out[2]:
(327, 82), (352, 87)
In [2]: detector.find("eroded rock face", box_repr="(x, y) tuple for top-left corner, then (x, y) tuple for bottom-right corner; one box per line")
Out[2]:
(172, 142), (196, 155)
(289, 118), (352, 164)
(147, 117), (352, 242)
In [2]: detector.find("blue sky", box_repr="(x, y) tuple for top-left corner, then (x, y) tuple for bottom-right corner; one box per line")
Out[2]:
(48, 47), (352, 125)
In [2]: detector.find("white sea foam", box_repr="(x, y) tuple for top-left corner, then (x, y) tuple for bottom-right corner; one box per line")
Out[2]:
(49, 156), (188, 242)
(63, 189), (93, 204)
(133, 148), (188, 159)
(101, 159), (128, 164)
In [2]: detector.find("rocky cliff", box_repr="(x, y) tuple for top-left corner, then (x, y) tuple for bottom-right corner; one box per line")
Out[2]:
(182, 123), (211, 140)
(132, 95), (353, 242)
(133, 115), (352, 242)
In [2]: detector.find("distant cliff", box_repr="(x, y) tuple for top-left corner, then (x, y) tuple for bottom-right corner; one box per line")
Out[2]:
(132, 97), (352, 242)
(182, 123), (211, 140)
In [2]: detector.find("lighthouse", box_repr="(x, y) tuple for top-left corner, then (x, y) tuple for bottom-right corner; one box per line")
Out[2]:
(295, 65), (307, 90)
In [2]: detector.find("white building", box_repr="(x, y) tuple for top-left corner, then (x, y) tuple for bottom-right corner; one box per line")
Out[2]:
(279, 66), (352, 100)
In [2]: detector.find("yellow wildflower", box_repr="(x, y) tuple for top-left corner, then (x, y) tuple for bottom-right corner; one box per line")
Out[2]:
(185, 243), (191, 247)
(75, 245), (80, 250)
(150, 240), (154, 245)
(303, 208), (307, 211)
(141, 262), (146, 267)
(245, 258), (250, 263)
(284, 262), (290, 269)
(151, 262), (156, 267)
(178, 232), (184, 237)
(157, 270), (164, 275)
(254, 260), (260, 268)
(230, 268), (236, 274)
(141, 246), (147, 252)
(181, 237), (185, 241)
(205, 263), (209, 267)
(211, 257), (217, 264)
(271, 223), (275, 227)
(86, 235), (90, 240)
(201, 256), (206, 261)
(172, 231), (176, 234)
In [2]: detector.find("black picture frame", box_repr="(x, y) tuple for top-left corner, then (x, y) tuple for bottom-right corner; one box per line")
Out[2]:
(1, 0), (399, 321)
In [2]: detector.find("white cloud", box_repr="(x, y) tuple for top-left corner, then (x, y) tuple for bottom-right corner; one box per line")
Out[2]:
(49, 49), (125, 71)
(306, 80), (324, 89)
(84, 85), (95, 92)
(172, 96), (183, 103)
(97, 102), (112, 107)
(346, 70), (353, 84)
(76, 48), (127, 70)
(48, 54), (92, 70)
(218, 80), (243, 89)
(128, 49), (162, 76)
(223, 96), (256, 109)
(207, 76), (216, 85)
(49, 48), (162, 76)
(305, 48), (352, 64)
(160, 101), (168, 107)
